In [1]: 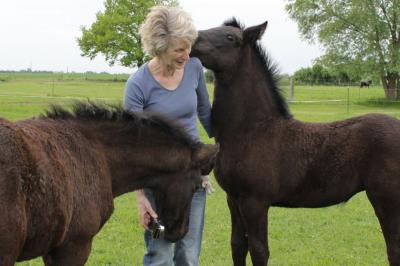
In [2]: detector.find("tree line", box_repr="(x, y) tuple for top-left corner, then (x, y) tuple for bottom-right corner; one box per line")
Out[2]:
(286, 0), (400, 99)
(292, 64), (371, 86)
(77, 0), (400, 100)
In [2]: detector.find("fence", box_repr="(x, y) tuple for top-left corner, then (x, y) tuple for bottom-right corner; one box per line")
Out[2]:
(280, 82), (400, 121)
(0, 72), (399, 121)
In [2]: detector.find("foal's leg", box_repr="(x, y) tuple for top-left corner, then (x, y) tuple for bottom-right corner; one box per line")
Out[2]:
(367, 189), (400, 266)
(227, 195), (248, 266)
(43, 238), (93, 266)
(239, 197), (269, 266)
(0, 202), (26, 266)
(0, 256), (17, 266)
(0, 223), (23, 266)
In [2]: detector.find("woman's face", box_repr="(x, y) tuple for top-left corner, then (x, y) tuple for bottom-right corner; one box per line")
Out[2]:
(161, 38), (191, 70)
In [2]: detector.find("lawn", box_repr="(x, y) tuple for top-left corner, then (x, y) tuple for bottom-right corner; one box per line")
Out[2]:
(1, 73), (398, 265)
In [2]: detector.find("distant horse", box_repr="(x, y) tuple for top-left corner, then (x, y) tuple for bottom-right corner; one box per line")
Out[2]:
(0, 102), (218, 266)
(191, 19), (400, 266)
(361, 80), (372, 88)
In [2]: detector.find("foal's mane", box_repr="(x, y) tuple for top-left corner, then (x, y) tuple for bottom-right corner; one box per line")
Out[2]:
(224, 18), (292, 119)
(42, 101), (196, 147)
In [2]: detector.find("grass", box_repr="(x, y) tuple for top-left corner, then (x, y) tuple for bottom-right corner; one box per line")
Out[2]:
(1, 73), (398, 265)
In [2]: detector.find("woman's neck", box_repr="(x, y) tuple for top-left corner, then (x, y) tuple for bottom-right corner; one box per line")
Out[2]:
(149, 57), (176, 77)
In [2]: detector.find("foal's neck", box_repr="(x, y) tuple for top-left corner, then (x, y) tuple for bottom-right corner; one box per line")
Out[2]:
(82, 121), (190, 197)
(212, 47), (284, 132)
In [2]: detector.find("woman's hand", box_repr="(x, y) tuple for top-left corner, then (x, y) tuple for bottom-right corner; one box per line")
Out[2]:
(136, 190), (158, 230)
(201, 175), (215, 194)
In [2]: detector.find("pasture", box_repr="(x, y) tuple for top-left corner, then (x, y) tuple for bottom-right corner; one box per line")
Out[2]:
(1, 72), (399, 265)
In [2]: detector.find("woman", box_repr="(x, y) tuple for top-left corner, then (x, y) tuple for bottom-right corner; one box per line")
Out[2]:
(123, 6), (214, 266)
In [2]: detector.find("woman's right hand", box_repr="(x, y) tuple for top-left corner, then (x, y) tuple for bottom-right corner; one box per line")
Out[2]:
(136, 189), (158, 230)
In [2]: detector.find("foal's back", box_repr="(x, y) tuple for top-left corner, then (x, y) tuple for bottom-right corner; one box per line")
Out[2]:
(230, 113), (400, 207)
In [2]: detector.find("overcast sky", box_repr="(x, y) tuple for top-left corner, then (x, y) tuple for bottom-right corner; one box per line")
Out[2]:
(0, 0), (323, 75)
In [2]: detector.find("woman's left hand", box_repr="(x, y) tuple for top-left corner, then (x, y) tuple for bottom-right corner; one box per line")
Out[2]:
(201, 175), (215, 194)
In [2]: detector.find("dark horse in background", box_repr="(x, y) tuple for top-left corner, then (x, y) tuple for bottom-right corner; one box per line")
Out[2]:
(191, 19), (400, 266)
(0, 102), (218, 266)
(361, 80), (372, 88)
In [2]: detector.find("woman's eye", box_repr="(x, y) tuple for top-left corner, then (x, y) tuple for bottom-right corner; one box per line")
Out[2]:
(226, 34), (234, 41)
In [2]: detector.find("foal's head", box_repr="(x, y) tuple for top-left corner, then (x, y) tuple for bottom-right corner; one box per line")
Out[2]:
(191, 18), (268, 72)
(42, 102), (219, 242)
(191, 19), (291, 120)
(152, 142), (218, 241)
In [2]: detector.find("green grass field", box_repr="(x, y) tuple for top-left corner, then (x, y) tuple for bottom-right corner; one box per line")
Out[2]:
(1, 72), (399, 265)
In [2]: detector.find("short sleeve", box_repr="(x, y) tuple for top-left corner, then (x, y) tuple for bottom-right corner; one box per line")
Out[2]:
(124, 77), (145, 113)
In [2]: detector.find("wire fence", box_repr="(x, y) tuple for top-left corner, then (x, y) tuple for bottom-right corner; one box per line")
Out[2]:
(1, 72), (399, 120)
(280, 83), (400, 119)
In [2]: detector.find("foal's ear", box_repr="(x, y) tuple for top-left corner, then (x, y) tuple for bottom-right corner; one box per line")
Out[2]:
(192, 143), (219, 175)
(243, 20), (268, 43)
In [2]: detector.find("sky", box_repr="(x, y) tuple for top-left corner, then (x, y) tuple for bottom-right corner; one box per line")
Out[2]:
(0, 0), (323, 75)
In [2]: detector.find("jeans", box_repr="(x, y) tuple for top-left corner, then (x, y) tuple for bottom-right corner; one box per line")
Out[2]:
(142, 188), (206, 266)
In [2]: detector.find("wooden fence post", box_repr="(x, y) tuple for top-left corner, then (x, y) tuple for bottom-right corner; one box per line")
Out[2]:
(290, 78), (295, 101)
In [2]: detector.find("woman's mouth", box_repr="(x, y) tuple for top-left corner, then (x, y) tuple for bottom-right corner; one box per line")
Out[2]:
(175, 60), (186, 67)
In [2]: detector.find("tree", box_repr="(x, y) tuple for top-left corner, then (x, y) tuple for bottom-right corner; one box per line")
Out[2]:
(286, 0), (400, 99)
(78, 0), (178, 68)
(294, 67), (314, 84)
(294, 62), (363, 85)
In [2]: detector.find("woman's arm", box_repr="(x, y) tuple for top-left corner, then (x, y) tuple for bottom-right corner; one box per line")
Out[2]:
(123, 75), (158, 229)
(195, 61), (213, 138)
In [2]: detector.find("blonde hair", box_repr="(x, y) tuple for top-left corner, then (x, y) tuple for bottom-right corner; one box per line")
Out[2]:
(139, 6), (198, 57)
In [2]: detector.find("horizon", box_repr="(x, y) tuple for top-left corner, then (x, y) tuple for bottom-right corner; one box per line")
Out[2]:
(1, 0), (323, 75)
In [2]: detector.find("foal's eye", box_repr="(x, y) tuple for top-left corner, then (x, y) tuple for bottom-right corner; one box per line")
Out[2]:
(226, 34), (234, 41)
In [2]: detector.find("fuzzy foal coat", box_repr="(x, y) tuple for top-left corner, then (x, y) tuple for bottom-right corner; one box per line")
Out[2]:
(191, 18), (400, 266)
(0, 103), (218, 265)
(0, 117), (113, 264)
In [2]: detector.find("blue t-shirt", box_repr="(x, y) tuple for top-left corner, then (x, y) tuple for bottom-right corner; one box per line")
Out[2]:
(124, 57), (212, 141)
